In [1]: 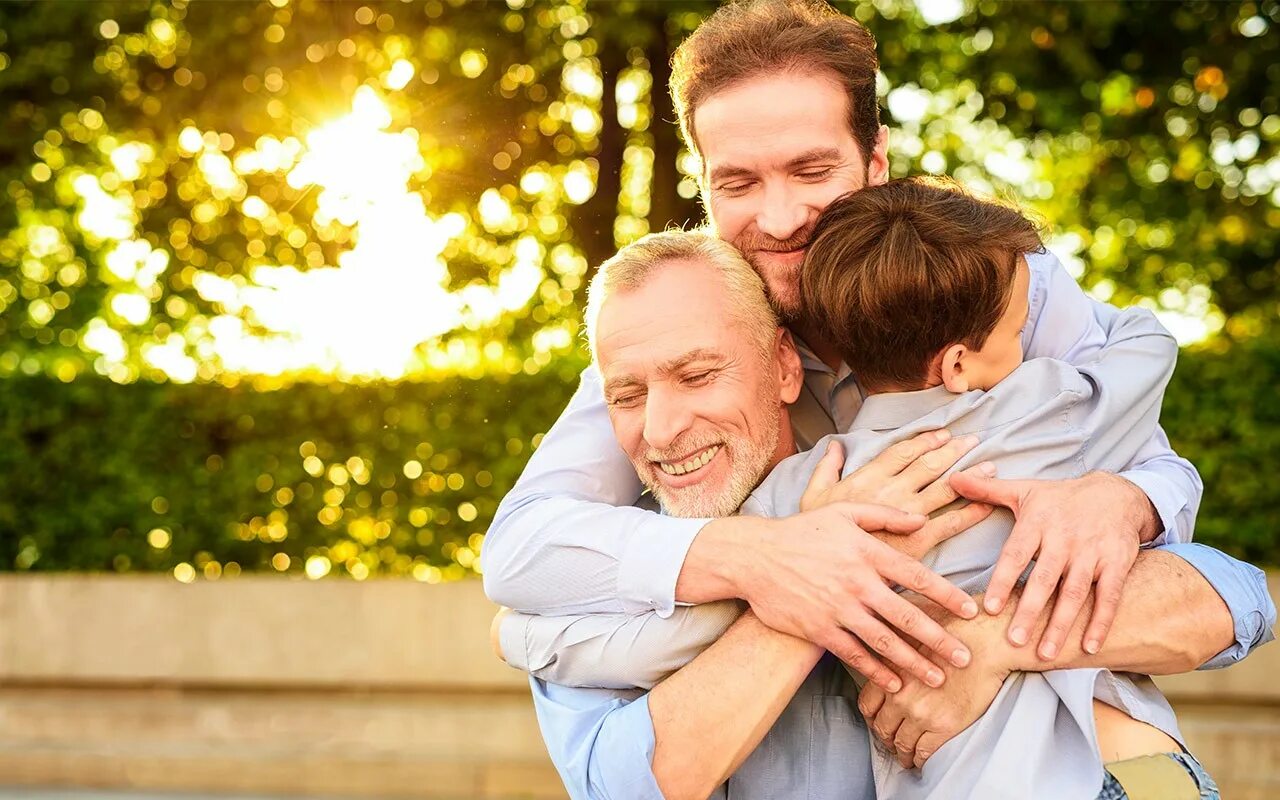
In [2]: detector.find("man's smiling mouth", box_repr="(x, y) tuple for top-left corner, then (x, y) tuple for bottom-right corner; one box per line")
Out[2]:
(656, 445), (721, 476)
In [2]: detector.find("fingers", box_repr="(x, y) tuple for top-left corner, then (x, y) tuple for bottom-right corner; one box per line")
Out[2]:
(1084, 558), (1129, 655)
(1037, 557), (1095, 660)
(825, 630), (901, 693)
(896, 434), (980, 493)
(1008, 544), (1067, 647)
(918, 502), (994, 549)
(894, 717), (927, 769)
(870, 695), (906, 752)
(984, 524), (1041, 615)
(843, 502), (928, 534)
(948, 472), (1026, 510)
(800, 440), (845, 511)
(879, 546), (979, 624)
(858, 684), (887, 719)
(916, 461), (997, 514)
(866, 429), (954, 480)
(914, 731), (948, 769)
(844, 604), (947, 688)
(863, 582), (973, 671)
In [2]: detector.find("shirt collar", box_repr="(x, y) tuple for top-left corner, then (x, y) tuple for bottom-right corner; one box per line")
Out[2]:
(853, 384), (969, 432)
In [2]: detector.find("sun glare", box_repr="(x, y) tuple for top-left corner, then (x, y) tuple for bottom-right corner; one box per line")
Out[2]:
(91, 86), (554, 382)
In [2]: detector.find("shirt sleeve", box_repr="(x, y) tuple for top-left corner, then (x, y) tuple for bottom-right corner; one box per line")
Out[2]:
(1022, 250), (1203, 544)
(500, 601), (746, 691)
(482, 365), (708, 616)
(1157, 542), (1277, 670)
(529, 677), (666, 800)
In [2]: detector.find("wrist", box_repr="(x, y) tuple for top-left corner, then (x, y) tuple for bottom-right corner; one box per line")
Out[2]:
(678, 516), (769, 604)
(1093, 472), (1160, 544)
(950, 600), (1024, 675)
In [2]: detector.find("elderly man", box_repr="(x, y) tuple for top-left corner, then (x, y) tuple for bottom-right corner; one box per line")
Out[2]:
(483, 0), (1211, 695)
(493, 229), (1272, 799)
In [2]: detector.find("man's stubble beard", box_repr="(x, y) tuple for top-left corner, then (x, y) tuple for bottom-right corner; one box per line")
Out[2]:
(642, 373), (783, 519)
(733, 225), (815, 326)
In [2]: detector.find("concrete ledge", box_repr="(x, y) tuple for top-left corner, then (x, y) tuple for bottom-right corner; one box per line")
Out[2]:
(0, 572), (1275, 799)
(0, 574), (522, 690)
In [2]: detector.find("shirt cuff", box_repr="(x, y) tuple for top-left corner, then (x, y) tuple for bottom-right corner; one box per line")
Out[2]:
(616, 515), (708, 617)
(1159, 542), (1277, 670)
(1119, 469), (1185, 547)
(499, 610), (532, 672)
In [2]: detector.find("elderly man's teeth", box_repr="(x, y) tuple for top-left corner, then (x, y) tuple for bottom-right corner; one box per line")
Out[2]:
(659, 445), (720, 476)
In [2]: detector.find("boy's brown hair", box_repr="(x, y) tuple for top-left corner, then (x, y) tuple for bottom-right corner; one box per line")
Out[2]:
(801, 177), (1044, 390)
(670, 0), (880, 169)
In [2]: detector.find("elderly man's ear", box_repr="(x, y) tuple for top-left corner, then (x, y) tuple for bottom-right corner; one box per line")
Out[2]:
(775, 328), (804, 404)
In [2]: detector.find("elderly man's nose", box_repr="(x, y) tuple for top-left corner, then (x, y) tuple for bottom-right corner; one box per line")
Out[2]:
(643, 392), (689, 451)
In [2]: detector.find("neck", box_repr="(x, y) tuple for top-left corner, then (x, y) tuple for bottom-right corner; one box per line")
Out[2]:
(790, 320), (844, 372)
(767, 412), (799, 472)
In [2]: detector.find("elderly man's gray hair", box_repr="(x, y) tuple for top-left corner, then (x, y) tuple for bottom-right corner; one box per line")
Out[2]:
(584, 230), (780, 362)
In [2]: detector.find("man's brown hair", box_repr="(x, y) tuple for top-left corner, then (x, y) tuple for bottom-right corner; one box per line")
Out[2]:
(670, 0), (880, 169)
(801, 177), (1044, 390)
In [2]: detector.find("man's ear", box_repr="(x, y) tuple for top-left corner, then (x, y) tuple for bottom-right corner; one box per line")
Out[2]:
(939, 343), (970, 393)
(867, 125), (890, 187)
(775, 328), (804, 404)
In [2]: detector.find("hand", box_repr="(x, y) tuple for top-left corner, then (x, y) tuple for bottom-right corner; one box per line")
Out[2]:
(800, 433), (998, 556)
(739, 502), (979, 694)
(801, 430), (985, 514)
(858, 603), (1013, 769)
(949, 471), (1155, 660)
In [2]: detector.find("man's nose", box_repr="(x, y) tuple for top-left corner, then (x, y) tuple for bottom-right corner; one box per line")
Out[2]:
(755, 182), (809, 242)
(642, 387), (693, 453)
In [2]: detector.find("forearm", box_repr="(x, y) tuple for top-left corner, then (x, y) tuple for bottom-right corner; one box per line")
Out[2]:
(648, 610), (823, 800)
(1005, 549), (1233, 674)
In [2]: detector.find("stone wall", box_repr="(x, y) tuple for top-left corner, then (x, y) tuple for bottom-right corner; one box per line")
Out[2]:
(0, 573), (1275, 799)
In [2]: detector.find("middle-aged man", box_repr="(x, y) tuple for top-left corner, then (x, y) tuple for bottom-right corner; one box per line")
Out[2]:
(481, 0), (1271, 791)
(492, 229), (1272, 799)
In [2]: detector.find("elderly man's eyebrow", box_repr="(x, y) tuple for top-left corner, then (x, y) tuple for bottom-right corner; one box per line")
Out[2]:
(602, 374), (644, 399)
(656, 348), (728, 375)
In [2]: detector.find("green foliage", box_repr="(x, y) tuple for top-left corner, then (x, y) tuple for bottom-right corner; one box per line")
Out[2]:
(0, 0), (1277, 572)
(1162, 329), (1280, 565)
(1, 356), (586, 578)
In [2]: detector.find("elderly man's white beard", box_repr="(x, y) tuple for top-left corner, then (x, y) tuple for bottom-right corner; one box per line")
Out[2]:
(640, 395), (782, 520)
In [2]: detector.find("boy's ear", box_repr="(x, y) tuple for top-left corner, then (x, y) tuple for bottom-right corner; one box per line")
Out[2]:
(939, 344), (970, 393)
(775, 328), (804, 404)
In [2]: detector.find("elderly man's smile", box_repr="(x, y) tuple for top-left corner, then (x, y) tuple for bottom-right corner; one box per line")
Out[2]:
(654, 444), (723, 478)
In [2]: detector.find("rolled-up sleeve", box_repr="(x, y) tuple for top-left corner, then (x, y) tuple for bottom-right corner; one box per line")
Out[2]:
(482, 365), (708, 616)
(1159, 542), (1276, 669)
(530, 677), (665, 800)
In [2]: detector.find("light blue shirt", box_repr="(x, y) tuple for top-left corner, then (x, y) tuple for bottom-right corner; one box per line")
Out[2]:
(520, 547), (1273, 800)
(482, 250), (1203, 619)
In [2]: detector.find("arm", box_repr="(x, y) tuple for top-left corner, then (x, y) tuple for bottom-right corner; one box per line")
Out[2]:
(528, 610), (822, 800)
(957, 252), (1203, 658)
(1023, 250), (1201, 544)
(858, 545), (1276, 767)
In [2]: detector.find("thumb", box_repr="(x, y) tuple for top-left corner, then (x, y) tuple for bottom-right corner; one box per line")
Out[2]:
(802, 439), (845, 508)
(948, 471), (1025, 511)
